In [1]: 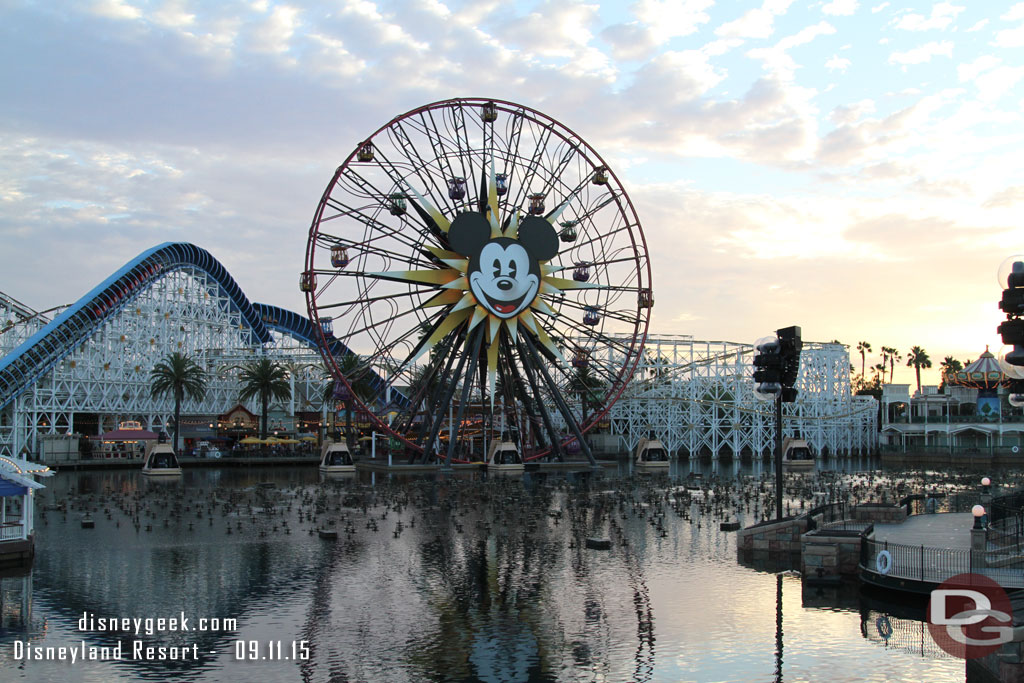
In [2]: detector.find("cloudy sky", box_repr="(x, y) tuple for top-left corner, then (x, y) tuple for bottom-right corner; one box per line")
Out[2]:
(2, 0), (1023, 387)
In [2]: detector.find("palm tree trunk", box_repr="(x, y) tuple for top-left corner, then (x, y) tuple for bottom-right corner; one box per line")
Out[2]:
(915, 365), (921, 393)
(261, 392), (269, 439)
(346, 398), (353, 451)
(173, 391), (182, 454)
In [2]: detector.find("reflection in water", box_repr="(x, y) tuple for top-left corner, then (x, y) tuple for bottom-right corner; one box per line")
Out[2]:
(775, 574), (783, 683)
(0, 464), (970, 682)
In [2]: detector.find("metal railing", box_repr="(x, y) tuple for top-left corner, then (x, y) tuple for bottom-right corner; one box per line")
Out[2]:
(806, 501), (847, 532)
(0, 522), (25, 542)
(861, 537), (975, 583)
(861, 537), (1024, 588)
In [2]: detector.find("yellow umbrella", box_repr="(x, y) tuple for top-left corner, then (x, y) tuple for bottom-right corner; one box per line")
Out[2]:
(279, 438), (300, 444)
(299, 436), (318, 442)
(264, 436), (284, 444)
(240, 436), (263, 445)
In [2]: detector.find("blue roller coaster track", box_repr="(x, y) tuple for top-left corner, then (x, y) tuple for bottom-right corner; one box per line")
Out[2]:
(0, 242), (407, 412)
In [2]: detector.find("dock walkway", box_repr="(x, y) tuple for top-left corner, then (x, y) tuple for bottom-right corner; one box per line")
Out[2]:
(862, 512), (1024, 591)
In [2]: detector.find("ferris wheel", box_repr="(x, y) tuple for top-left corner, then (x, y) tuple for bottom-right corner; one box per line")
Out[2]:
(303, 98), (652, 463)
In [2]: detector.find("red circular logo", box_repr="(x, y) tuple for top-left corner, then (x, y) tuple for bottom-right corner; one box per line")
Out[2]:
(927, 573), (1014, 659)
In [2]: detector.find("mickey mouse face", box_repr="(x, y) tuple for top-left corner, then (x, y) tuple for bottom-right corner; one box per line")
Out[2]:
(470, 239), (538, 318)
(448, 211), (559, 321)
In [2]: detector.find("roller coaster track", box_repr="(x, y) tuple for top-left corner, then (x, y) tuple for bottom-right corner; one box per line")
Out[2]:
(0, 243), (273, 411)
(251, 303), (409, 409)
(0, 242), (408, 413)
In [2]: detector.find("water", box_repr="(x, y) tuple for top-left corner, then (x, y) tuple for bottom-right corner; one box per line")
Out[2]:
(0, 463), (970, 682)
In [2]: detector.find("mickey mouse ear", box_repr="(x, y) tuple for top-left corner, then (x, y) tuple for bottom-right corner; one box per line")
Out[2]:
(448, 212), (492, 256)
(518, 216), (559, 261)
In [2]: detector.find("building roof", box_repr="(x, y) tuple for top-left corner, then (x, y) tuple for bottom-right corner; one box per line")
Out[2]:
(0, 455), (53, 479)
(947, 347), (1005, 390)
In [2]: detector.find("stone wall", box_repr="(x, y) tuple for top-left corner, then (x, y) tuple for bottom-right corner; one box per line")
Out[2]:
(801, 531), (863, 579)
(737, 517), (808, 560)
(852, 503), (906, 524)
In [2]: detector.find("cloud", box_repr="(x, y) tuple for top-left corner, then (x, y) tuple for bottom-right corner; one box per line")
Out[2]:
(984, 185), (1024, 208)
(601, 22), (658, 61)
(633, 0), (714, 44)
(967, 19), (989, 32)
(958, 55), (1002, 81)
(746, 21), (837, 79)
(822, 0), (859, 17)
(871, 2), (889, 13)
(89, 0), (141, 20)
(716, 8), (776, 39)
(248, 4), (300, 55)
(892, 2), (965, 31)
(888, 41), (953, 65)
(1004, 3), (1024, 22)
(842, 214), (958, 252)
(825, 54), (851, 71)
(829, 99), (875, 125)
(993, 24), (1024, 48)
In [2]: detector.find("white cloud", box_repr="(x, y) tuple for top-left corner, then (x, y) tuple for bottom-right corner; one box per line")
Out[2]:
(892, 2), (965, 31)
(152, 0), (195, 28)
(716, 8), (776, 39)
(829, 99), (876, 125)
(746, 21), (837, 79)
(958, 55), (1001, 82)
(993, 24), (1024, 48)
(888, 41), (953, 65)
(967, 19), (989, 32)
(249, 5), (300, 55)
(715, 0), (799, 39)
(822, 0), (859, 17)
(90, 0), (141, 20)
(974, 65), (1024, 102)
(825, 54), (851, 71)
(871, 2), (889, 13)
(1004, 3), (1024, 21)
(634, 0), (714, 44)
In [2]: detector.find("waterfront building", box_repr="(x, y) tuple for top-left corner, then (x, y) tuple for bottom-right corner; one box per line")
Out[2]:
(879, 351), (1024, 462)
(0, 456), (52, 566)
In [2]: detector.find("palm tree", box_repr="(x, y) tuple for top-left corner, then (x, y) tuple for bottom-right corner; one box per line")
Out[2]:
(905, 346), (933, 394)
(939, 356), (963, 392)
(324, 354), (375, 450)
(568, 364), (605, 427)
(238, 358), (292, 439)
(872, 362), (886, 385)
(857, 341), (872, 379)
(886, 347), (902, 383)
(149, 352), (207, 453)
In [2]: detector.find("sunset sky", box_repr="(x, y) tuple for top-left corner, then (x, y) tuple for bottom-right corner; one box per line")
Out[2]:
(2, 0), (1023, 388)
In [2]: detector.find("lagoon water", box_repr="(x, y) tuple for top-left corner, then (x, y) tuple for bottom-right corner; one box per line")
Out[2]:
(0, 462), (967, 682)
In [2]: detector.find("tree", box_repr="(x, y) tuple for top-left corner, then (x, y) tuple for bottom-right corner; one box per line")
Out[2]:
(886, 347), (902, 383)
(872, 362), (886, 384)
(939, 356), (963, 393)
(857, 341), (872, 379)
(905, 346), (932, 394)
(149, 352), (207, 453)
(568, 364), (606, 427)
(324, 354), (375, 450)
(238, 358), (292, 439)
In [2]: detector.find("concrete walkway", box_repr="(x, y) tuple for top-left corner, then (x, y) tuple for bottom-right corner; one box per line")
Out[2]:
(872, 513), (973, 550)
